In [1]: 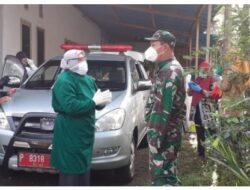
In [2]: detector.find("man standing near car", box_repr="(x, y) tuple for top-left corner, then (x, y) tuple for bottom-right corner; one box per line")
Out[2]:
(16, 51), (38, 81)
(144, 30), (186, 186)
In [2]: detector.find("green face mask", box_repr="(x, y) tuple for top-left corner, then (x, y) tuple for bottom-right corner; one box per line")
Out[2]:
(199, 70), (208, 78)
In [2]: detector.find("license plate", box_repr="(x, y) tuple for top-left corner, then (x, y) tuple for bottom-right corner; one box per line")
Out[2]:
(18, 152), (51, 168)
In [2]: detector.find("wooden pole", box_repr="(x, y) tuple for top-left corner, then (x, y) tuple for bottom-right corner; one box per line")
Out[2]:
(223, 5), (232, 57)
(206, 5), (212, 62)
(189, 38), (192, 68)
(195, 18), (200, 71)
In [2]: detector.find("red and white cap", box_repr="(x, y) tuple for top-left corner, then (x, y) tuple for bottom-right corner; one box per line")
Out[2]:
(199, 61), (210, 69)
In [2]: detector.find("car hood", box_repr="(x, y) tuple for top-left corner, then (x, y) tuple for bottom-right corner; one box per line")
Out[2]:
(2, 88), (125, 118)
(2, 89), (54, 117)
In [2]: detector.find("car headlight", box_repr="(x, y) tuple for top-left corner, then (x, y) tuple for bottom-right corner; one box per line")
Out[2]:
(95, 109), (125, 132)
(0, 109), (10, 130)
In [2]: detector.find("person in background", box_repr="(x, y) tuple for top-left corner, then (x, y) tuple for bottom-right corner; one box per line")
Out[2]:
(50, 49), (112, 186)
(16, 51), (38, 80)
(187, 60), (217, 157)
(144, 30), (186, 186)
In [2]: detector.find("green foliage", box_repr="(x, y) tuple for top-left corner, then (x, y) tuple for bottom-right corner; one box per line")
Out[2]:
(222, 5), (250, 61)
(186, 5), (250, 185)
(182, 5), (250, 185)
(208, 138), (250, 185)
(178, 138), (215, 186)
(206, 98), (250, 185)
(178, 136), (246, 186)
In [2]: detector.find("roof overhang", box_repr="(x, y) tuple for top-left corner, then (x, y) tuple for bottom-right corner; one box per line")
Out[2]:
(76, 4), (217, 49)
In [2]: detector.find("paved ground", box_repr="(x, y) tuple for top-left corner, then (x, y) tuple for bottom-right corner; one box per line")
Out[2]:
(0, 145), (150, 186)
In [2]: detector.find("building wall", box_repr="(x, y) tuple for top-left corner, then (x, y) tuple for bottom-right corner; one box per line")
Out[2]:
(130, 42), (148, 52)
(1, 5), (102, 68)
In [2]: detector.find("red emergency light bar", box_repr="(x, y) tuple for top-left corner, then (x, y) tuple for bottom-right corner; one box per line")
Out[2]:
(60, 44), (133, 52)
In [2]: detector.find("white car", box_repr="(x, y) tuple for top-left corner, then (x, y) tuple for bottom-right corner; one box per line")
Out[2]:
(0, 45), (151, 182)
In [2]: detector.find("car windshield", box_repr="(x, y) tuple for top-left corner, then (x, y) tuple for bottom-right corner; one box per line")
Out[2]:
(24, 60), (60, 89)
(88, 60), (127, 91)
(24, 59), (126, 91)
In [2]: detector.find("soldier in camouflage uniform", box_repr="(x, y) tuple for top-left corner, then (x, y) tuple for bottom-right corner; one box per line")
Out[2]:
(144, 30), (186, 186)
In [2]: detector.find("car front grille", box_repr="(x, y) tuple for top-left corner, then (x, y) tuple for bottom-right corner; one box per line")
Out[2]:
(8, 114), (55, 154)
(12, 116), (54, 135)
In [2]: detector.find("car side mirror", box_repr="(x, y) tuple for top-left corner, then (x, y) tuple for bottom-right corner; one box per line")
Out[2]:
(137, 79), (152, 91)
(6, 75), (21, 88)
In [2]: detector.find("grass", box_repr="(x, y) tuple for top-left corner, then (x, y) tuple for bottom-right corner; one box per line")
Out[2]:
(178, 133), (243, 186)
(216, 165), (243, 186)
(178, 133), (214, 186)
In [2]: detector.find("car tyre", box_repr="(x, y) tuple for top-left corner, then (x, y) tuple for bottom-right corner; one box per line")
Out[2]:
(115, 138), (135, 183)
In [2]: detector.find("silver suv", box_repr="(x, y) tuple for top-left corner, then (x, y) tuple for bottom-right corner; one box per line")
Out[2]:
(0, 48), (151, 182)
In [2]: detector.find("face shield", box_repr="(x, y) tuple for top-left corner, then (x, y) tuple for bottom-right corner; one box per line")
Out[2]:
(60, 49), (85, 69)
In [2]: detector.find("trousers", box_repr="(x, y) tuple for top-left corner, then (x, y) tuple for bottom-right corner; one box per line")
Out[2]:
(59, 171), (90, 186)
(147, 126), (182, 186)
(194, 105), (205, 156)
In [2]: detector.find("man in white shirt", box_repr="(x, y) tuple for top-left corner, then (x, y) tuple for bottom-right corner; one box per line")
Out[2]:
(16, 51), (38, 79)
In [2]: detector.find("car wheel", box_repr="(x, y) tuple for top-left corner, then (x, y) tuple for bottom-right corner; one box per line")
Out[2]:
(115, 138), (136, 183)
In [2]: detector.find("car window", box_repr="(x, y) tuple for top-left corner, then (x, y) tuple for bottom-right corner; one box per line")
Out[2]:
(130, 60), (140, 92)
(130, 61), (140, 83)
(87, 60), (126, 91)
(24, 60), (61, 89)
(135, 62), (148, 80)
(24, 59), (126, 91)
(2, 55), (24, 81)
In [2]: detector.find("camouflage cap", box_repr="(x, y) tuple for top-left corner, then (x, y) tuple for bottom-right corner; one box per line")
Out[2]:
(145, 30), (176, 48)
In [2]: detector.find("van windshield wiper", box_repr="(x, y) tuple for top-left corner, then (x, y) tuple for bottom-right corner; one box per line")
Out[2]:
(25, 85), (51, 90)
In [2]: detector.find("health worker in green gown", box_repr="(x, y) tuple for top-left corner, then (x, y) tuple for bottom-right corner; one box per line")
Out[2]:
(50, 49), (112, 186)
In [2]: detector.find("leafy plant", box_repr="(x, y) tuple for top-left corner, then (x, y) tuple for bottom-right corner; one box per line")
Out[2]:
(208, 138), (250, 185)
(183, 5), (250, 186)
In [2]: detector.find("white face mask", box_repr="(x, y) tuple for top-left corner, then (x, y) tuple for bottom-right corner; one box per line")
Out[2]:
(144, 47), (158, 62)
(70, 60), (88, 75)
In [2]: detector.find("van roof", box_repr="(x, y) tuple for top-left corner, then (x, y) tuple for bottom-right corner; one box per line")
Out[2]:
(48, 51), (144, 63)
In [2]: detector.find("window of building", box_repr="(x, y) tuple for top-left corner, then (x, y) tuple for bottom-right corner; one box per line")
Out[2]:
(21, 20), (31, 58)
(37, 27), (45, 66)
(39, 5), (43, 18)
(24, 5), (29, 10)
(64, 39), (77, 44)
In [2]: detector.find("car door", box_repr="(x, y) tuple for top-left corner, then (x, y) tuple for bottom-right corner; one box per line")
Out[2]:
(130, 60), (149, 144)
(135, 62), (150, 142)
(1, 55), (25, 87)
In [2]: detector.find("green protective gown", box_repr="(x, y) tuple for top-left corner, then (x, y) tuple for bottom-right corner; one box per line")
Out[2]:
(50, 70), (97, 174)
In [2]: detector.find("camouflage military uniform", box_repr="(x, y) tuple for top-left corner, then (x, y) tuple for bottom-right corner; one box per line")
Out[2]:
(145, 58), (186, 186)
